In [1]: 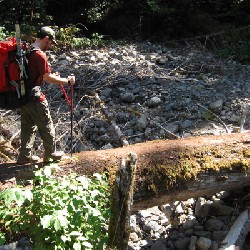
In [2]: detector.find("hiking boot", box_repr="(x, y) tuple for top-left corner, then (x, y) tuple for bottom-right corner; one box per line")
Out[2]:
(43, 151), (64, 163)
(17, 155), (40, 164)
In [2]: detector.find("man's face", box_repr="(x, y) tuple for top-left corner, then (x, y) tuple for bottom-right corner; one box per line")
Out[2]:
(45, 39), (53, 50)
(42, 36), (53, 51)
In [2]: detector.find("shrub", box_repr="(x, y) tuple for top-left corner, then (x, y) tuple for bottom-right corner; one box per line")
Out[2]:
(0, 27), (12, 41)
(56, 25), (105, 49)
(216, 28), (250, 63)
(0, 164), (110, 250)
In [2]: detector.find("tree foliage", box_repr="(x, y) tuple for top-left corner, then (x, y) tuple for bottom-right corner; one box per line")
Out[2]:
(0, 0), (51, 33)
(0, 0), (249, 40)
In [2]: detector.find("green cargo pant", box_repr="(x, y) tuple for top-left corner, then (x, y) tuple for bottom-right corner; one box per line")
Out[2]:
(18, 99), (55, 162)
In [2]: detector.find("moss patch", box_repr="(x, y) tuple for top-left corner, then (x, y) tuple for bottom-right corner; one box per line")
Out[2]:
(142, 145), (250, 195)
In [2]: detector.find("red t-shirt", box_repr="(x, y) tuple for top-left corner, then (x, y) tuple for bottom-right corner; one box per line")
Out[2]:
(27, 49), (51, 86)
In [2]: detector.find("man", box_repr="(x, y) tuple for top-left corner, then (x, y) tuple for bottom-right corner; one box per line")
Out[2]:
(17, 26), (75, 164)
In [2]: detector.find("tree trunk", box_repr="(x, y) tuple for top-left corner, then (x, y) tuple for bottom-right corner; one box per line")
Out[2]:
(1, 132), (250, 211)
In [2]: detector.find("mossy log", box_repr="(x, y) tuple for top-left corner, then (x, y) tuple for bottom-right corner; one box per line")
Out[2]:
(2, 132), (250, 211)
(63, 132), (250, 211)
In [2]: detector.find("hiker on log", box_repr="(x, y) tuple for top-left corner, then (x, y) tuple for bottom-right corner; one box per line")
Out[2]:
(17, 27), (75, 164)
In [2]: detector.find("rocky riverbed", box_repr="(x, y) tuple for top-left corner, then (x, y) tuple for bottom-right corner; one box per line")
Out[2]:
(1, 41), (250, 160)
(0, 41), (250, 250)
(128, 188), (250, 250)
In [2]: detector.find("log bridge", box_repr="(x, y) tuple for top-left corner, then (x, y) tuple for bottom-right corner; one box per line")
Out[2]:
(1, 132), (250, 211)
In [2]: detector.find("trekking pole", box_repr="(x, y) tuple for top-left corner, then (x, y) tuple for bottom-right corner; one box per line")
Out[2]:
(70, 79), (74, 157)
(60, 76), (74, 156)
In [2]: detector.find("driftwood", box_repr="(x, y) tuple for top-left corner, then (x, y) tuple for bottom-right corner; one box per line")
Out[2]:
(219, 210), (250, 250)
(2, 132), (250, 211)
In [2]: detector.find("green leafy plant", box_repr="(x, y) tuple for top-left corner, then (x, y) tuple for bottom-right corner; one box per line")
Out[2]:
(146, 0), (174, 16)
(216, 39), (250, 63)
(90, 32), (105, 47)
(202, 110), (215, 120)
(215, 28), (250, 63)
(0, 164), (110, 250)
(0, 232), (5, 245)
(56, 25), (81, 47)
(72, 37), (91, 48)
(86, 0), (111, 23)
(56, 25), (105, 49)
(0, 26), (11, 40)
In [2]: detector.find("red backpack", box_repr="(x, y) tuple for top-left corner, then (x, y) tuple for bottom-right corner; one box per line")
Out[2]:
(0, 37), (21, 92)
(0, 25), (30, 110)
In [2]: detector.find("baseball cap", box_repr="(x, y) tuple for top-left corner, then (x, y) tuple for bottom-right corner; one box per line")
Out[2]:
(38, 26), (58, 45)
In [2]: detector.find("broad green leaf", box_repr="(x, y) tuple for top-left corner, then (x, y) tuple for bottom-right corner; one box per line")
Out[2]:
(76, 176), (89, 189)
(97, 238), (108, 250)
(54, 219), (61, 231)
(56, 210), (69, 228)
(0, 232), (5, 245)
(67, 203), (75, 213)
(41, 215), (53, 229)
(93, 173), (102, 182)
(72, 198), (80, 210)
(69, 184), (77, 191)
(82, 241), (93, 248)
(43, 166), (52, 176)
(61, 235), (70, 242)
(73, 242), (82, 250)
(5, 221), (12, 226)
(90, 189), (100, 198)
(69, 231), (82, 237)
(89, 207), (101, 217)
(78, 236), (88, 241)
(0, 188), (28, 207)
(23, 190), (33, 202)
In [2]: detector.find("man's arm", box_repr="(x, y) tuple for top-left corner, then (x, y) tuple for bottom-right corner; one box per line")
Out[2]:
(43, 73), (75, 85)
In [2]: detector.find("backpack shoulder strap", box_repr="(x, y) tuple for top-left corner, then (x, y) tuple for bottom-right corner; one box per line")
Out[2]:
(26, 46), (42, 88)
(26, 46), (40, 57)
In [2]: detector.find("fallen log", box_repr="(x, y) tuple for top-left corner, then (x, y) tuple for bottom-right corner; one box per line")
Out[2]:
(2, 132), (250, 211)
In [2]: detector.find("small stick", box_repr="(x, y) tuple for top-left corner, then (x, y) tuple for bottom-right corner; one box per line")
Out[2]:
(197, 102), (231, 134)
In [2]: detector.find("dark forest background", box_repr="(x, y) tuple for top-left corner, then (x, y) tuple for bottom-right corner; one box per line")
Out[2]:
(0, 0), (250, 61)
(0, 0), (249, 41)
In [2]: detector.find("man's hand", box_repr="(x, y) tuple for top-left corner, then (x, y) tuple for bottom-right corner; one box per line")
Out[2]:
(67, 75), (75, 86)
